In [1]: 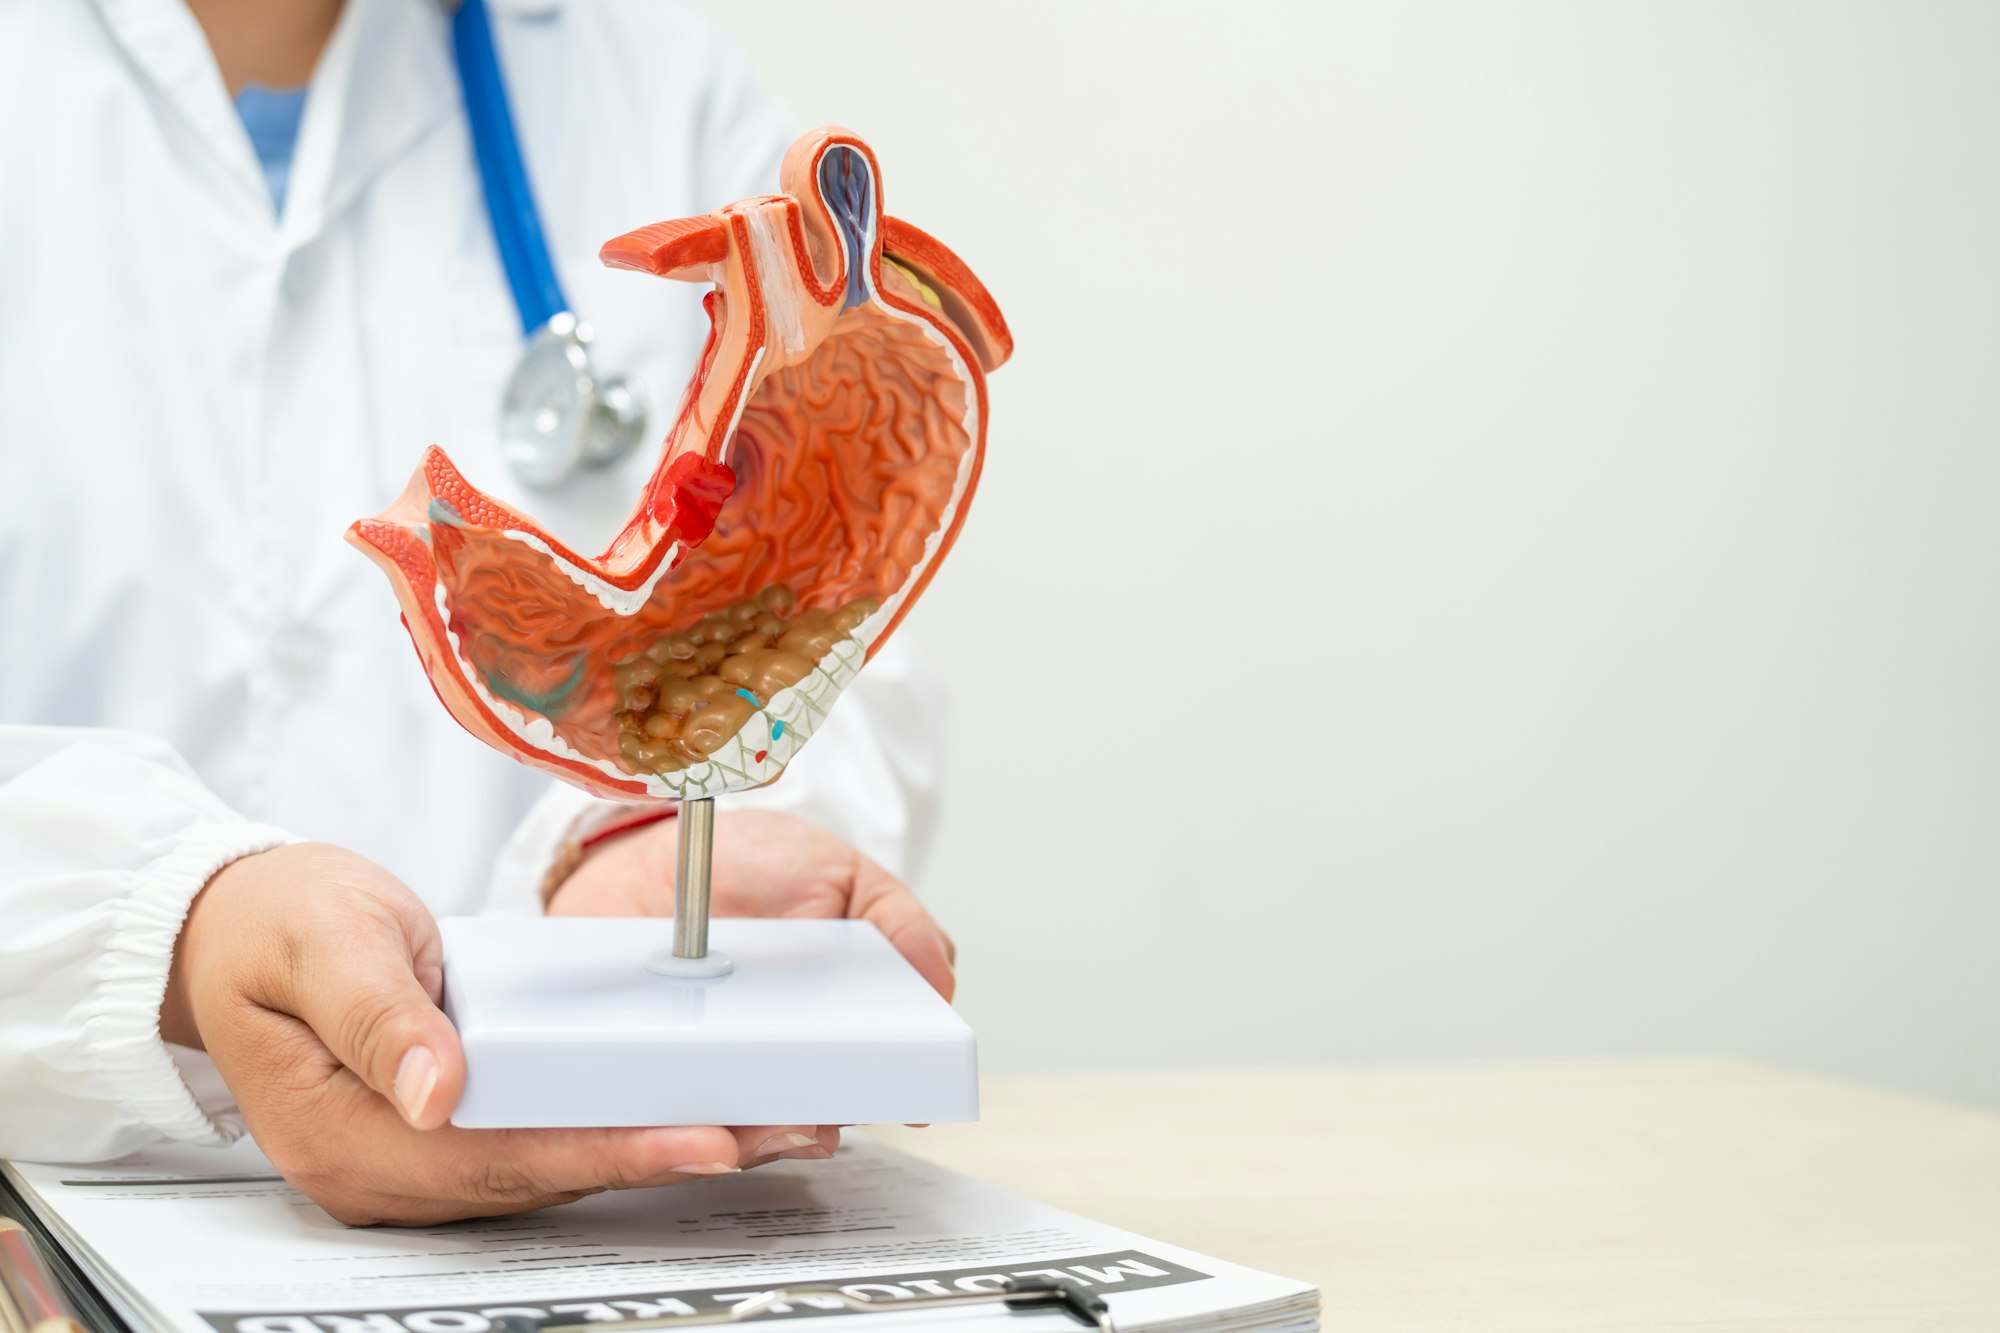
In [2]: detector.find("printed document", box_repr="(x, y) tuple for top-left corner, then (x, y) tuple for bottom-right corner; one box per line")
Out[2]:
(3, 1139), (1316, 1333)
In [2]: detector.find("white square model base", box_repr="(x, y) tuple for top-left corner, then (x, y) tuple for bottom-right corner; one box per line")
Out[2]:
(438, 916), (978, 1129)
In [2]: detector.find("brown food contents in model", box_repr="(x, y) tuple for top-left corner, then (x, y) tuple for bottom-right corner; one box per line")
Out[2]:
(610, 585), (882, 775)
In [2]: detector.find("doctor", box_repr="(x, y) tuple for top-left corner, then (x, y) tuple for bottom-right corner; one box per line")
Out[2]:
(0, 0), (954, 1225)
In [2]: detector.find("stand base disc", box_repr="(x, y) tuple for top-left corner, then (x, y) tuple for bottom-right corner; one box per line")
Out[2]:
(438, 916), (978, 1129)
(643, 948), (734, 978)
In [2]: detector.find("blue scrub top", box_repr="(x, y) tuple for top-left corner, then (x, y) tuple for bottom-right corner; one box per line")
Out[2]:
(234, 83), (309, 215)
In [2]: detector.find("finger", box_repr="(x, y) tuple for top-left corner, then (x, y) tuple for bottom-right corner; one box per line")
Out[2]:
(731, 1124), (823, 1161)
(271, 1070), (746, 1224)
(848, 858), (955, 1000)
(255, 875), (467, 1130)
(446, 1121), (747, 1197)
(743, 1124), (843, 1169)
(779, 1124), (838, 1160)
(329, 1071), (746, 1196)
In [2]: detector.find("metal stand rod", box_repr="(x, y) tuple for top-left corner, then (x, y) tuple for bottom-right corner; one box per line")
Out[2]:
(673, 797), (716, 960)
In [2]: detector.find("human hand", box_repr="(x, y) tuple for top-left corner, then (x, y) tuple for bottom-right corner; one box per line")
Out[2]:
(160, 842), (831, 1225)
(547, 809), (957, 1000)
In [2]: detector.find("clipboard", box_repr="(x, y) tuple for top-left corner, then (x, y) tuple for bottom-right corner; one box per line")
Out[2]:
(0, 1179), (1112, 1333)
(524, 1279), (1112, 1332)
(0, 1141), (1315, 1333)
(0, 1203), (1112, 1333)
(0, 1177), (128, 1333)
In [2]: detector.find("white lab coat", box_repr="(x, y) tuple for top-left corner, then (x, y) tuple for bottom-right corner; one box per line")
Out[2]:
(0, 0), (945, 1161)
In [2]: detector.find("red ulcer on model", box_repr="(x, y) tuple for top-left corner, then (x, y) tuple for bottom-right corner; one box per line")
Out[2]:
(609, 585), (879, 775)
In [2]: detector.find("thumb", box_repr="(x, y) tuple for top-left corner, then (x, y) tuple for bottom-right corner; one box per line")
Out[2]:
(267, 876), (467, 1131)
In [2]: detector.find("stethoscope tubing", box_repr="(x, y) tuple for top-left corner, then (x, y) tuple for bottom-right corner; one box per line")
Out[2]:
(452, 0), (568, 335)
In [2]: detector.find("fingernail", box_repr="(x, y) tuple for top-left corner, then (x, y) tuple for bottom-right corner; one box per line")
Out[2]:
(926, 929), (957, 999)
(393, 1046), (439, 1124)
(754, 1132), (817, 1157)
(778, 1145), (834, 1161)
(669, 1162), (740, 1176)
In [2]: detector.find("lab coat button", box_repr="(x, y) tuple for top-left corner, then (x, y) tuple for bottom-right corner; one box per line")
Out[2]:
(271, 622), (330, 679)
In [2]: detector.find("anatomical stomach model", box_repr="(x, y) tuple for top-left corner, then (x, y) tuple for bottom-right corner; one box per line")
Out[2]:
(349, 128), (1011, 801)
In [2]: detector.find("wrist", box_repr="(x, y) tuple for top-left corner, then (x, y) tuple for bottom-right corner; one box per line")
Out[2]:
(159, 843), (299, 1049)
(542, 808), (676, 907)
(159, 932), (202, 1050)
(159, 868), (224, 1051)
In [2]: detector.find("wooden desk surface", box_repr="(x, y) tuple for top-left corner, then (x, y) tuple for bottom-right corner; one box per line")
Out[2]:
(868, 1060), (2000, 1331)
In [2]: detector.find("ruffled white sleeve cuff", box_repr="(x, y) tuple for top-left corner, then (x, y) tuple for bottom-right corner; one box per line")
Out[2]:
(77, 818), (299, 1150)
(0, 727), (301, 1163)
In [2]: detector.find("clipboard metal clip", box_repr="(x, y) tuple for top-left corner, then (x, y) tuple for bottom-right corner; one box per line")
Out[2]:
(529, 1277), (1116, 1332)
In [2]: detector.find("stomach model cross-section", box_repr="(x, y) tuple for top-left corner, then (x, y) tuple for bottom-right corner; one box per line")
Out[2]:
(348, 128), (1012, 800)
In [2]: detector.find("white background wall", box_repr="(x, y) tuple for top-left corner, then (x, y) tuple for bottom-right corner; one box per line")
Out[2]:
(693, 0), (2000, 1107)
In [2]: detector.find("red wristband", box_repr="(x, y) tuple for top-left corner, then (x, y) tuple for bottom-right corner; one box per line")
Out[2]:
(577, 806), (676, 851)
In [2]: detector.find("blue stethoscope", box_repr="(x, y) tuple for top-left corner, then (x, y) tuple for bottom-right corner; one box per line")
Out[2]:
(453, 0), (645, 490)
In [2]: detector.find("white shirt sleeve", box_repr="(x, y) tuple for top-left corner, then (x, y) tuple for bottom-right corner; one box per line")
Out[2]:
(0, 727), (297, 1162)
(486, 636), (949, 913)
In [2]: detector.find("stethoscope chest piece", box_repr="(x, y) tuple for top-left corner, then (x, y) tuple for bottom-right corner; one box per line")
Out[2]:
(456, 0), (645, 492)
(499, 313), (646, 491)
